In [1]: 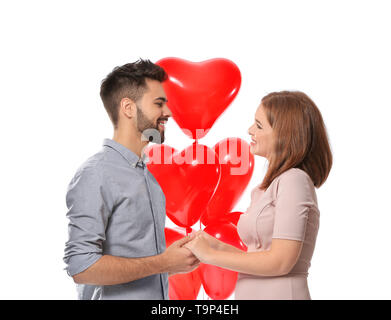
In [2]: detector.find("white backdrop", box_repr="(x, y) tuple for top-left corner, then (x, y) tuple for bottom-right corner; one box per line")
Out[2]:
(1, 0), (390, 299)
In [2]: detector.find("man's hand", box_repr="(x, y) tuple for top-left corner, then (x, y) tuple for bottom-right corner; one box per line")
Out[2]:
(161, 234), (200, 275)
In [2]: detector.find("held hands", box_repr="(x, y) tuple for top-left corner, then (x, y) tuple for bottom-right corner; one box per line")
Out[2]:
(162, 231), (217, 276)
(184, 230), (215, 263)
(163, 233), (200, 276)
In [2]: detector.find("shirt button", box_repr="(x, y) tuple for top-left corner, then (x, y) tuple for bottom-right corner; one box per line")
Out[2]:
(256, 242), (262, 249)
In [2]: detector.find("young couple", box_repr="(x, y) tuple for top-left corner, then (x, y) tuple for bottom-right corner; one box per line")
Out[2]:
(63, 59), (332, 300)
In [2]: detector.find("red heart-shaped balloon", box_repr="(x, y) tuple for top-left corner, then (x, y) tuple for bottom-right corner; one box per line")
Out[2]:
(146, 142), (221, 228)
(156, 57), (241, 139)
(201, 138), (254, 226)
(213, 211), (245, 227)
(164, 227), (201, 300)
(199, 223), (247, 300)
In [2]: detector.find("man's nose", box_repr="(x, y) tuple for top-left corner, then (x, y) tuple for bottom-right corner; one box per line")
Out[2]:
(163, 104), (172, 118)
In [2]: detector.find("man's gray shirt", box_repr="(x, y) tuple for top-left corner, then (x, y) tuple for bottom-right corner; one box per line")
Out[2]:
(63, 138), (168, 300)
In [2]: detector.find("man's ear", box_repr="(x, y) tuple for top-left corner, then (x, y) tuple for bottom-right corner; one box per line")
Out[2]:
(119, 97), (137, 119)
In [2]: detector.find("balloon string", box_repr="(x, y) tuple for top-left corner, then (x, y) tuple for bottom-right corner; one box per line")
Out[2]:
(201, 218), (204, 300)
(200, 218), (205, 300)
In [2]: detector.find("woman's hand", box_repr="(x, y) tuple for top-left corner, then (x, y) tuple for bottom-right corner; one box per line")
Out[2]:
(190, 230), (222, 250)
(184, 232), (215, 263)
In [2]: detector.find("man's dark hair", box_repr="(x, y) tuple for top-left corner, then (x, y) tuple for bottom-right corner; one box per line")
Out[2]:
(100, 59), (167, 127)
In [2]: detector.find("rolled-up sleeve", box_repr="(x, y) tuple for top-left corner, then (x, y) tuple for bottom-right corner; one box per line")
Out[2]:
(63, 165), (112, 277)
(272, 170), (315, 242)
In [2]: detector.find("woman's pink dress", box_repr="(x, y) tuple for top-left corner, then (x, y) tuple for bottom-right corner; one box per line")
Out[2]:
(236, 168), (320, 300)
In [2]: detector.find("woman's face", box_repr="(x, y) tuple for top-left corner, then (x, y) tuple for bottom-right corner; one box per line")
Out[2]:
(248, 104), (275, 160)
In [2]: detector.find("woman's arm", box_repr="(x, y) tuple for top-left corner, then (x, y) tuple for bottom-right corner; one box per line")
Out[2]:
(185, 235), (303, 277)
(201, 231), (245, 253)
(188, 170), (314, 277)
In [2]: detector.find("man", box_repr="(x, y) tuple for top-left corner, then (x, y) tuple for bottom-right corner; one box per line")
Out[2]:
(63, 59), (199, 300)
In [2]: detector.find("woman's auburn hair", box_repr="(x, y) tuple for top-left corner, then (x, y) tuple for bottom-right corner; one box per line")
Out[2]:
(259, 91), (333, 190)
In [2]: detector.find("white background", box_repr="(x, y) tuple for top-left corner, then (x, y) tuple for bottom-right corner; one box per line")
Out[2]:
(0, 0), (390, 299)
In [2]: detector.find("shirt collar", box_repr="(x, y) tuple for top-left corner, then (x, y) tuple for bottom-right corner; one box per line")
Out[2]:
(103, 138), (149, 168)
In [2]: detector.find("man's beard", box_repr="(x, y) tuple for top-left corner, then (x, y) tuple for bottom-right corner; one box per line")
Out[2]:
(136, 105), (165, 143)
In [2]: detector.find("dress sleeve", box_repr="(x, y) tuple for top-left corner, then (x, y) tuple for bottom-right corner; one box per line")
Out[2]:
(272, 170), (315, 241)
(63, 166), (113, 277)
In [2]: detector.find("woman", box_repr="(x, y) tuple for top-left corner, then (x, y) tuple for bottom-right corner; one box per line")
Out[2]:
(185, 91), (333, 300)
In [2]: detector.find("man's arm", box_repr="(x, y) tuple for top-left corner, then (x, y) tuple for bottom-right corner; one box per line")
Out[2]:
(64, 167), (200, 285)
(73, 236), (199, 285)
